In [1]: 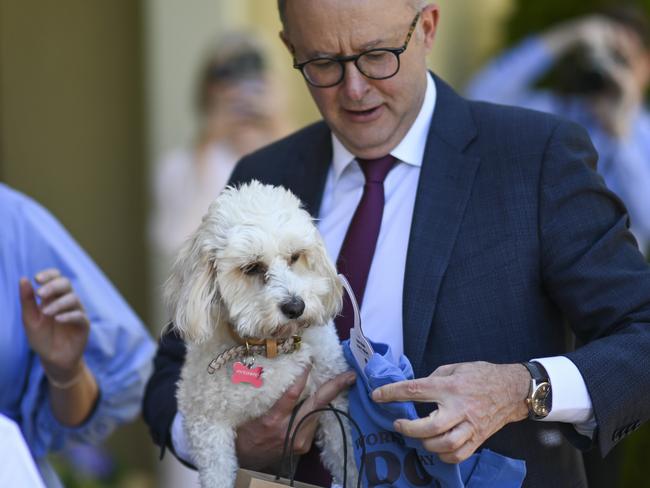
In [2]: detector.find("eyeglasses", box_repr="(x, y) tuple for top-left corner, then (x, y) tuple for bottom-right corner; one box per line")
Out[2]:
(292, 11), (421, 88)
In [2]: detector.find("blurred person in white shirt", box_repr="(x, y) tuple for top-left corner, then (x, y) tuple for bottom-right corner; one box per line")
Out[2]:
(150, 32), (290, 258)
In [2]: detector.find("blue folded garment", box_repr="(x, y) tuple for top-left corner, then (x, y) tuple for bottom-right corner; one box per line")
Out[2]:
(342, 339), (526, 487)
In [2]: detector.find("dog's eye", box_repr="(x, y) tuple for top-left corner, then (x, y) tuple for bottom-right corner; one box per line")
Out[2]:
(290, 252), (301, 265)
(241, 262), (267, 276)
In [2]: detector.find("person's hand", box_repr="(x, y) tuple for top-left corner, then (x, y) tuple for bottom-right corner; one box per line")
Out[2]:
(203, 78), (287, 154)
(543, 15), (622, 55)
(19, 269), (90, 385)
(235, 367), (356, 470)
(586, 27), (647, 137)
(544, 15), (647, 137)
(372, 362), (530, 464)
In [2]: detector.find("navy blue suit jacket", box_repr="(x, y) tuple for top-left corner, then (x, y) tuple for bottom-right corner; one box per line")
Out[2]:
(143, 76), (650, 487)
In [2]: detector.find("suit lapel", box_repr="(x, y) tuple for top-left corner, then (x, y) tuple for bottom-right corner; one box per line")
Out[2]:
(403, 76), (481, 372)
(281, 122), (332, 218)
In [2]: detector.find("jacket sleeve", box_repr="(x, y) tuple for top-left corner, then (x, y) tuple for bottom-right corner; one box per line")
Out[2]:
(142, 327), (187, 460)
(538, 119), (650, 456)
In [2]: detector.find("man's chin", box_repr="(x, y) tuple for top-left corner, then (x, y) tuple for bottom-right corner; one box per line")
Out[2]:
(336, 129), (396, 158)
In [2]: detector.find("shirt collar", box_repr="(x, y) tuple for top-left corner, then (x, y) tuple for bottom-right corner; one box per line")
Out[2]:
(331, 72), (437, 179)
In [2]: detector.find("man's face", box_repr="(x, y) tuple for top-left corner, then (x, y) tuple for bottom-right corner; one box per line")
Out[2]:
(282, 0), (439, 159)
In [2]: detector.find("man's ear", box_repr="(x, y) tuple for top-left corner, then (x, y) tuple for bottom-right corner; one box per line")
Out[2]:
(421, 3), (440, 50)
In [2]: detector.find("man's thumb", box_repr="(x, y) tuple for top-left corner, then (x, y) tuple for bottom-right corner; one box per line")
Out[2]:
(19, 278), (40, 327)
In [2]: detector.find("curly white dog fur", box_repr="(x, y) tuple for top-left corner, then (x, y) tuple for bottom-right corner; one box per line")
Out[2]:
(165, 181), (356, 487)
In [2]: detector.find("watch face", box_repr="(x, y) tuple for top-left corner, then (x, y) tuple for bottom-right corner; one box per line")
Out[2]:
(531, 382), (551, 417)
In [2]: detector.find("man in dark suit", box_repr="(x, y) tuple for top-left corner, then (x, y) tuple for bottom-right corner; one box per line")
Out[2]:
(143, 1), (650, 486)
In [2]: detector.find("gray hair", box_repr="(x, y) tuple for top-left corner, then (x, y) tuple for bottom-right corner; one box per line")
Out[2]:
(278, 0), (429, 28)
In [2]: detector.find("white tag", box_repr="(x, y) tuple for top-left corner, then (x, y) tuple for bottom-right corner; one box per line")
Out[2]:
(339, 274), (374, 381)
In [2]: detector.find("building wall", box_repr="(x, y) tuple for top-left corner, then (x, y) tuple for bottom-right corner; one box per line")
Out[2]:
(0, 0), (151, 475)
(0, 0), (147, 318)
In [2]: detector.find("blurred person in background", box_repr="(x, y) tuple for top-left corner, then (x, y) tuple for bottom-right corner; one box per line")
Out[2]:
(0, 182), (155, 487)
(150, 31), (289, 259)
(466, 4), (650, 256)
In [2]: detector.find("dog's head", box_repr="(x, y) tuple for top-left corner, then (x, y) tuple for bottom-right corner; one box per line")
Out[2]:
(165, 181), (342, 344)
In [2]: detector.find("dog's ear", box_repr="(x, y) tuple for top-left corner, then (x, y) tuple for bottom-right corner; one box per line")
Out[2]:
(164, 233), (220, 344)
(311, 238), (343, 320)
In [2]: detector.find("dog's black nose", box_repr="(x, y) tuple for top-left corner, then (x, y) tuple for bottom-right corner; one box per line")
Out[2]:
(280, 297), (305, 319)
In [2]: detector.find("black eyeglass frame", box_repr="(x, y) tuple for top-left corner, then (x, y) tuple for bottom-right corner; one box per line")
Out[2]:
(292, 10), (421, 88)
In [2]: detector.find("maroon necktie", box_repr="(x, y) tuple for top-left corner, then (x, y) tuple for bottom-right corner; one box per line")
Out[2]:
(335, 154), (396, 340)
(294, 155), (395, 486)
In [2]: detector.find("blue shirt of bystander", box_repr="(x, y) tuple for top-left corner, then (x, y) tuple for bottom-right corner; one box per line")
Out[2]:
(466, 36), (650, 254)
(0, 183), (155, 484)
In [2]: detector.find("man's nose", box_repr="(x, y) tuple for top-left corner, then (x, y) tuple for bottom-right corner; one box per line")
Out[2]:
(341, 62), (370, 101)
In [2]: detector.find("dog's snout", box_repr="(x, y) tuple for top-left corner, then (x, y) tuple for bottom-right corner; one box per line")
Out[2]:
(280, 297), (305, 319)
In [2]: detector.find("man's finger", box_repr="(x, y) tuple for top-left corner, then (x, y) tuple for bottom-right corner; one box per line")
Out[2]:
(372, 377), (437, 403)
(35, 268), (61, 284)
(54, 310), (89, 327)
(36, 276), (72, 301)
(421, 421), (474, 454)
(394, 408), (463, 439)
(19, 278), (40, 327)
(289, 371), (356, 452)
(42, 292), (81, 317)
(307, 371), (356, 410)
(431, 364), (457, 377)
(292, 370), (356, 429)
(438, 437), (478, 464)
(288, 408), (320, 454)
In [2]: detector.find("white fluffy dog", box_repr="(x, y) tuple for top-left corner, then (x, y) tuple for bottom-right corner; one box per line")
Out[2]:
(165, 181), (355, 487)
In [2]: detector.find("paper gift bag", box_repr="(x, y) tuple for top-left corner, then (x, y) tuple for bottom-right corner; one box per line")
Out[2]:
(235, 468), (324, 488)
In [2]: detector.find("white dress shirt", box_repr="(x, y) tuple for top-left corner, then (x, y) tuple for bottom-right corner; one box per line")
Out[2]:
(171, 73), (596, 464)
(0, 415), (45, 488)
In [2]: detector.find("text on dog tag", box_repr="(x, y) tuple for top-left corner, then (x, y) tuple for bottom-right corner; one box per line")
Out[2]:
(231, 361), (264, 388)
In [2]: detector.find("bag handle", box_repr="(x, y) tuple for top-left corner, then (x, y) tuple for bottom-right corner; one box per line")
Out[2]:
(277, 399), (307, 481)
(283, 405), (366, 488)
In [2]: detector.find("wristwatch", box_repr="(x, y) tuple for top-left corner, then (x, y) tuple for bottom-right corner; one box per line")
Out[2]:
(522, 361), (552, 420)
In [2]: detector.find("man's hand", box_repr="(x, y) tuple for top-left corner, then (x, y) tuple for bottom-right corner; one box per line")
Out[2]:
(20, 269), (90, 384)
(587, 25), (646, 137)
(372, 362), (530, 464)
(235, 367), (356, 471)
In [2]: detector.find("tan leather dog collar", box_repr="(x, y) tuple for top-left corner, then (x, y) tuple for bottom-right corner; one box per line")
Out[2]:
(227, 324), (297, 359)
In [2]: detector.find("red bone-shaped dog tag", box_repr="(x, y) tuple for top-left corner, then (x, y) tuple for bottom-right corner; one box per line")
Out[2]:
(231, 361), (264, 388)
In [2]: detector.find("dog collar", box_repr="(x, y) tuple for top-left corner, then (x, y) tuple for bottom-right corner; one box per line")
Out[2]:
(227, 324), (300, 359)
(207, 335), (302, 375)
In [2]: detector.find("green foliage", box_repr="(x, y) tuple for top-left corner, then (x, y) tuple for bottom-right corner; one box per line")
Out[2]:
(505, 0), (650, 44)
(621, 423), (650, 487)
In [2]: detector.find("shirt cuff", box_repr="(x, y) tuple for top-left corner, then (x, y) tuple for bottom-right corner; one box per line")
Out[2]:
(532, 356), (595, 434)
(171, 412), (194, 465)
